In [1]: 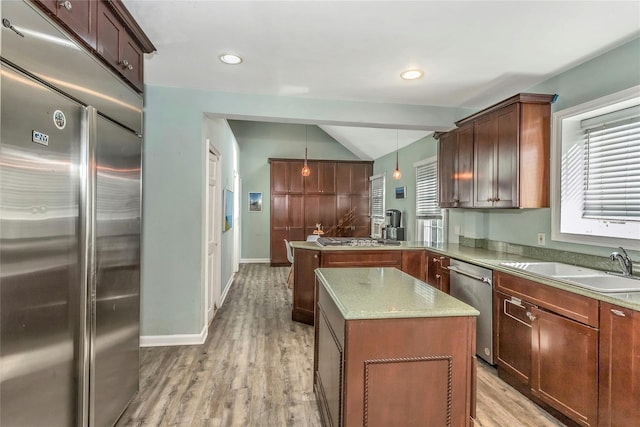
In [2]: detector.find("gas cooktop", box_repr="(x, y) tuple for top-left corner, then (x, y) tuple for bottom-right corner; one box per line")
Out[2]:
(316, 237), (401, 247)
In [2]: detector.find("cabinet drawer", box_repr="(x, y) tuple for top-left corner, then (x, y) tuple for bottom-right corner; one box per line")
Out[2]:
(494, 271), (599, 327)
(322, 251), (402, 268)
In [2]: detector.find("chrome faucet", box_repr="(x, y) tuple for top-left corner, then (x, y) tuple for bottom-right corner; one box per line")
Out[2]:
(609, 247), (633, 276)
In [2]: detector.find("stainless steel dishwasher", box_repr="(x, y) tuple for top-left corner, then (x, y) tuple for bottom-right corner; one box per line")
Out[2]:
(448, 259), (494, 364)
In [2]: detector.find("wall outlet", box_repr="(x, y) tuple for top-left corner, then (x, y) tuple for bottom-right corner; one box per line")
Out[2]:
(537, 232), (546, 246)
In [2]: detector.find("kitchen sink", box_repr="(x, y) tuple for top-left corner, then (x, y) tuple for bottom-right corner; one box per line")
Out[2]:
(499, 261), (640, 293)
(499, 262), (603, 277)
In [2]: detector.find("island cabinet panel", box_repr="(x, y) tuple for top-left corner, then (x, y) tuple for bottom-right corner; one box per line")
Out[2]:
(598, 303), (640, 427)
(292, 249), (320, 324)
(315, 284), (346, 427)
(341, 317), (476, 427)
(531, 307), (598, 427)
(401, 250), (426, 281)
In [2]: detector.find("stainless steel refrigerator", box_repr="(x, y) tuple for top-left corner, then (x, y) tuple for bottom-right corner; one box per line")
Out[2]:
(1, 1), (142, 426)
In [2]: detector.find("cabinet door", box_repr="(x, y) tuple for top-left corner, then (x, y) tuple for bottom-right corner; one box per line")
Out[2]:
(271, 161), (289, 194)
(474, 114), (496, 208)
(96, 2), (143, 91)
(336, 163), (352, 194)
(288, 161), (304, 193)
(120, 34), (143, 91)
(288, 195), (305, 241)
(293, 249), (320, 324)
(495, 291), (533, 385)
(531, 307), (598, 426)
(305, 195), (336, 236)
(401, 251), (426, 281)
(35, 0), (97, 47)
(599, 303), (640, 427)
(96, 2), (123, 72)
(456, 123), (474, 208)
(305, 162), (336, 194)
(438, 131), (457, 207)
(270, 194), (289, 264)
(436, 257), (450, 294)
(494, 104), (519, 208)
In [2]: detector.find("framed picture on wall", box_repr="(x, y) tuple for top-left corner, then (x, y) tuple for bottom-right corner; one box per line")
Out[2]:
(224, 188), (233, 231)
(249, 192), (262, 212)
(395, 186), (406, 199)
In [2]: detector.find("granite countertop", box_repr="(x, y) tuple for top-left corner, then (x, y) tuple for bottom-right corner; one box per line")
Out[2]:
(315, 267), (480, 320)
(291, 240), (640, 312)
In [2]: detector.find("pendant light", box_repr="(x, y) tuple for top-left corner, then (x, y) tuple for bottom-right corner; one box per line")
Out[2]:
(301, 125), (311, 177)
(392, 129), (402, 180)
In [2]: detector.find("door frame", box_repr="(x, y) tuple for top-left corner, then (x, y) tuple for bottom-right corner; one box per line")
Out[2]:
(204, 139), (222, 327)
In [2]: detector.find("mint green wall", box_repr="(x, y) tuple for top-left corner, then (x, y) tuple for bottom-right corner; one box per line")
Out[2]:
(373, 135), (438, 240)
(203, 116), (240, 294)
(229, 121), (360, 260)
(447, 37), (640, 258)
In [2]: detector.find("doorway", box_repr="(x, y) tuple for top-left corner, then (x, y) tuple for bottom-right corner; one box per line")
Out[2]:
(207, 143), (222, 323)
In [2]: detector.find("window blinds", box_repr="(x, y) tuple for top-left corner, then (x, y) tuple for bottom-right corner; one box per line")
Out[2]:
(370, 174), (385, 218)
(416, 160), (441, 218)
(582, 107), (640, 221)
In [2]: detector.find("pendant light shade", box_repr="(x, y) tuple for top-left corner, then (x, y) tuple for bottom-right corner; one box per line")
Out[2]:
(392, 129), (402, 180)
(301, 125), (311, 177)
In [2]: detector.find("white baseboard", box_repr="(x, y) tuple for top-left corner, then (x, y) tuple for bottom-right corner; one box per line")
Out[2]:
(140, 324), (208, 347)
(220, 275), (234, 306)
(240, 258), (270, 263)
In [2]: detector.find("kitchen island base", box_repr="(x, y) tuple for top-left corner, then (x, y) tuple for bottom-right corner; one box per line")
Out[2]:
(314, 268), (478, 427)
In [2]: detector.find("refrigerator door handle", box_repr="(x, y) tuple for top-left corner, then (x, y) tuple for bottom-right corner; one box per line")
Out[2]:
(79, 105), (97, 427)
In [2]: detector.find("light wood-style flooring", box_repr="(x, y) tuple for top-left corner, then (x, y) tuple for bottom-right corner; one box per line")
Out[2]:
(117, 264), (564, 426)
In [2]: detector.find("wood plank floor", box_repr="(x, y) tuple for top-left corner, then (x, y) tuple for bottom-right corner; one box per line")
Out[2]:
(117, 264), (564, 426)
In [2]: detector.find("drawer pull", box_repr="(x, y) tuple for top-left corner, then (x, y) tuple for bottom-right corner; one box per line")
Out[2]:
(58, 0), (72, 11)
(611, 309), (626, 317)
(503, 298), (531, 327)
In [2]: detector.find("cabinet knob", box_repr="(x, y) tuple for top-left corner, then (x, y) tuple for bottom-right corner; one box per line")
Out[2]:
(611, 309), (626, 317)
(314, 254), (318, 259)
(487, 197), (493, 202)
(526, 312), (536, 321)
(58, 0), (72, 11)
(432, 258), (440, 264)
(119, 59), (130, 68)
(435, 274), (441, 279)
(495, 197), (500, 202)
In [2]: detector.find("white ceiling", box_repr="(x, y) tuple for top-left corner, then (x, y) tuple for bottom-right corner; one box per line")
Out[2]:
(122, 0), (640, 159)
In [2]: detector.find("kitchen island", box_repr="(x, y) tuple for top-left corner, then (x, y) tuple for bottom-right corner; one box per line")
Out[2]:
(314, 267), (479, 427)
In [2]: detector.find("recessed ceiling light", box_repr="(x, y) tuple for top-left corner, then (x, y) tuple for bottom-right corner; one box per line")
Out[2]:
(400, 69), (424, 80)
(219, 54), (243, 65)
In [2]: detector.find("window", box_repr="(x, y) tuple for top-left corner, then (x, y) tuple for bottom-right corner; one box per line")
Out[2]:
(415, 157), (445, 245)
(369, 173), (385, 237)
(552, 85), (640, 249)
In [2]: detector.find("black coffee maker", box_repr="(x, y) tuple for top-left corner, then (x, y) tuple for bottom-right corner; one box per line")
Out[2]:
(384, 209), (405, 241)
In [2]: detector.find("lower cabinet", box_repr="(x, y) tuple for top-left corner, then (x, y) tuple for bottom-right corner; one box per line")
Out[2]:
(530, 307), (598, 427)
(494, 291), (534, 385)
(598, 303), (640, 427)
(426, 251), (450, 293)
(292, 248), (320, 324)
(494, 271), (599, 427)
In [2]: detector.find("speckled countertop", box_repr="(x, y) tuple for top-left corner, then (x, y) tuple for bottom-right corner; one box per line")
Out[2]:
(291, 240), (640, 312)
(315, 267), (479, 320)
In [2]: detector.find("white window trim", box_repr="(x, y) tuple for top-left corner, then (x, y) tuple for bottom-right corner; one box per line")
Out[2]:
(551, 85), (640, 250)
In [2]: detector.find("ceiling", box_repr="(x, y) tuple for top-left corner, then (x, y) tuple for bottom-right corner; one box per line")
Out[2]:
(122, 1), (640, 159)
